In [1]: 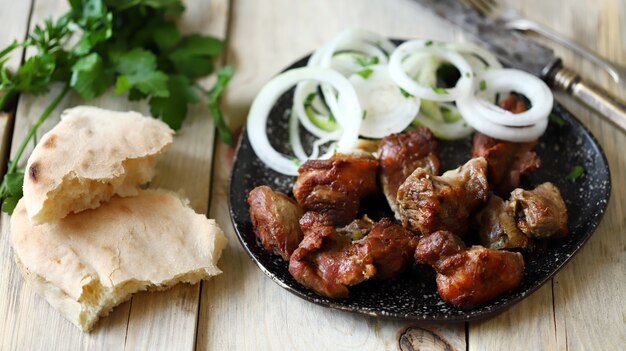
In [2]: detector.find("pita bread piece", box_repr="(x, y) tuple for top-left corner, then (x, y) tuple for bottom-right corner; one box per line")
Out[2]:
(23, 105), (174, 225)
(10, 189), (227, 332)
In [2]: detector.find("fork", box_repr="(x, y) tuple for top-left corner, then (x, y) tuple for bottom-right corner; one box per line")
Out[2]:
(463, 0), (626, 90)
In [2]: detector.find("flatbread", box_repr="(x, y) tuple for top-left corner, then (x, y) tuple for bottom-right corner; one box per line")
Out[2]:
(23, 106), (174, 225)
(10, 189), (227, 331)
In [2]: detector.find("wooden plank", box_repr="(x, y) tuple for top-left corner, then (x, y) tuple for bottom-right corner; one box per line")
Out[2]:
(0, 0), (230, 350)
(123, 0), (230, 349)
(470, 1), (626, 350)
(550, 1), (626, 349)
(198, 0), (467, 350)
(0, 0), (33, 190)
(0, 0), (32, 71)
(0, 0), (132, 348)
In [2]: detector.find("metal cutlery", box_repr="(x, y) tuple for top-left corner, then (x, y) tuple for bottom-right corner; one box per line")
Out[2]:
(464, 0), (626, 90)
(414, 0), (626, 133)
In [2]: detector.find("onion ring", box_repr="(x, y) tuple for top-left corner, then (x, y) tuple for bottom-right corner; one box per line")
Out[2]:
(248, 67), (362, 175)
(457, 69), (553, 127)
(389, 40), (474, 102)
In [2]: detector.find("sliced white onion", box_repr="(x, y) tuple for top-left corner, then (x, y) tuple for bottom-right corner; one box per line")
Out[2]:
(446, 42), (502, 70)
(458, 69), (553, 127)
(317, 29), (397, 121)
(455, 108), (548, 142)
(348, 65), (420, 138)
(389, 40), (474, 102)
(318, 28), (396, 68)
(414, 113), (474, 140)
(293, 80), (340, 138)
(248, 67), (362, 176)
(288, 109), (308, 161)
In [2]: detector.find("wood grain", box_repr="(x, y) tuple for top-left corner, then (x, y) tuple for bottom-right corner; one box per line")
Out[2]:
(470, 1), (626, 350)
(123, 1), (230, 349)
(198, 0), (467, 350)
(0, 0), (229, 350)
(0, 0), (31, 71)
(0, 0), (32, 190)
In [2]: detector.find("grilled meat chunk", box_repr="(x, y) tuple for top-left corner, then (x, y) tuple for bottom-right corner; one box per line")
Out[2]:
(472, 94), (541, 195)
(476, 195), (529, 250)
(378, 128), (440, 218)
(293, 152), (379, 226)
(414, 231), (524, 309)
(361, 218), (419, 279)
(247, 186), (304, 260)
(336, 215), (374, 240)
(288, 212), (417, 299)
(397, 157), (489, 236)
(510, 182), (568, 238)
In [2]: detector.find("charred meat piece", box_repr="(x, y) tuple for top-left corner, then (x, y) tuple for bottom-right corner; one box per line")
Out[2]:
(510, 182), (568, 238)
(336, 215), (374, 241)
(289, 212), (417, 299)
(247, 186), (304, 260)
(359, 218), (418, 279)
(378, 128), (440, 218)
(472, 95), (541, 195)
(397, 157), (489, 236)
(415, 231), (525, 309)
(476, 195), (529, 250)
(293, 152), (379, 226)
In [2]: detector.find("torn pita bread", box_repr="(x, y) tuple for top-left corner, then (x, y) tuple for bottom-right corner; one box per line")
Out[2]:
(23, 105), (174, 225)
(11, 189), (227, 332)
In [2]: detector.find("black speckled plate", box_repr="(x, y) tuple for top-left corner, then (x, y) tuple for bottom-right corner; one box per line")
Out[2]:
(228, 55), (611, 322)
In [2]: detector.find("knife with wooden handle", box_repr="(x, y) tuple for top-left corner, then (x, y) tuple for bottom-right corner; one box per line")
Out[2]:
(415, 0), (626, 133)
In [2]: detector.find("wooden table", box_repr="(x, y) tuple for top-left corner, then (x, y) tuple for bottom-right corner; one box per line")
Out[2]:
(1, 0), (624, 350)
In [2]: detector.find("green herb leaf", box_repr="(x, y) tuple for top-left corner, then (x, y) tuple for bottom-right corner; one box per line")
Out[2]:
(432, 87), (448, 95)
(362, 110), (367, 120)
(479, 79), (487, 91)
(70, 53), (112, 100)
(566, 165), (584, 180)
(207, 65), (235, 144)
(400, 88), (413, 98)
(168, 34), (223, 78)
(292, 157), (301, 166)
(149, 74), (198, 130)
(112, 48), (169, 97)
(304, 92), (316, 106)
(0, 168), (24, 214)
(465, 72), (470, 78)
(355, 56), (379, 67)
(425, 40), (433, 46)
(72, 0), (113, 55)
(549, 113), (566, 127)
(356, 68), (373, 79)
(152, 22), (181, 51)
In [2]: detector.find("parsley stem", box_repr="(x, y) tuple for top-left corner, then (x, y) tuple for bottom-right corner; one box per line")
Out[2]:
(7, 84), (69, 175)
(0, 91), (13, 111)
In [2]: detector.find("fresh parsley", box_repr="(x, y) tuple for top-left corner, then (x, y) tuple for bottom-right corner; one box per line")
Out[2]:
(432, 87), (449, 95)
(566, 165), (584, 180)
(356, 68), (374, 79)
(355, 56), (379, 67)
(479, 79), (487, 91)
(549, 113), (566, 127)
(0, 0), (234, 214)
(399, 88), (413, 98)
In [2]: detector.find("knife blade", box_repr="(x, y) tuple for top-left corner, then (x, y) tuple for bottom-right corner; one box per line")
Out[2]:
(414, 0), (626, 133)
